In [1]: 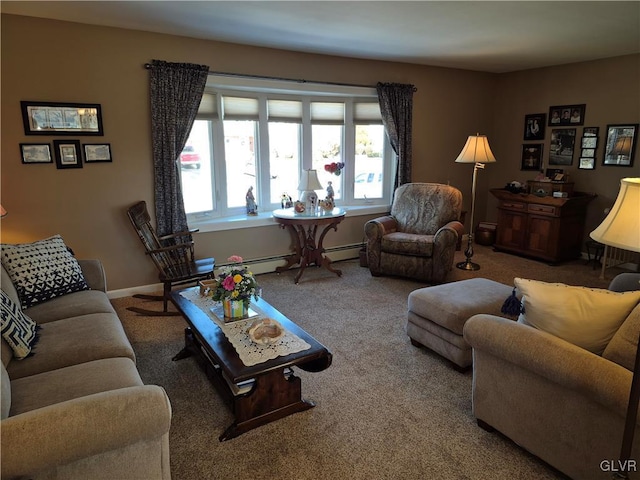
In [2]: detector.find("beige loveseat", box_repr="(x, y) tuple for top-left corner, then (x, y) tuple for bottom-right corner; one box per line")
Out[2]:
(464, 273), (640, 480)
(1, 260), (172, 480)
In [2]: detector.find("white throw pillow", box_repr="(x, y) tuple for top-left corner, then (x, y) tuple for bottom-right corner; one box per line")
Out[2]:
(1, 235), (89, 309)
(515, 277), (640, 354)
(1, 290), (39, 359)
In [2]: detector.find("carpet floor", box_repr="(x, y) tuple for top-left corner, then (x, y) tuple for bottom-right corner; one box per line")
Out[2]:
(111, 245), (624, 480)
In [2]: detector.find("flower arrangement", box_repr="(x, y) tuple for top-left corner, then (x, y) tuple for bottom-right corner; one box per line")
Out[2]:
(324, 162), (345, 176)
(207, 255), (260, 308)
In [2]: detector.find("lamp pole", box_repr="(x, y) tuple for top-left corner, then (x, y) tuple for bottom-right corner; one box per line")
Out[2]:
(456, 162), (484, 271)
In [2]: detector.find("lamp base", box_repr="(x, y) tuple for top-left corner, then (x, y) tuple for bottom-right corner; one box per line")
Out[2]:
(456, 260), (480, 271)
(299, 190), (318, 213)
(456, 235), (480, 271)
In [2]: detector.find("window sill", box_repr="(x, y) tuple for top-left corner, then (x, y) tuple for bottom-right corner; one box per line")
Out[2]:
(189, 204), (391, 233)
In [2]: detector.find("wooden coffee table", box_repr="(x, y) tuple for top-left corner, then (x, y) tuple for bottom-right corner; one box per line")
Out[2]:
(171, 288), (332, 441)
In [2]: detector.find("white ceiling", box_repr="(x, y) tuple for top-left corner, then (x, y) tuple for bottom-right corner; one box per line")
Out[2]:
(2, 1), (640, 73)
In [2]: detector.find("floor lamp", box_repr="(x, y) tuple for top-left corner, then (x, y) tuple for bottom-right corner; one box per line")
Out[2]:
(455, 134), (497, 271)
(590, 178), (640, 479)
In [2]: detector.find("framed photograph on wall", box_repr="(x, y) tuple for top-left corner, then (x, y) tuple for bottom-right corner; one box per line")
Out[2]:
(578, 127), (599, 170)
(21, 101), (103, 136)
(20, 143), (52, 164)
(523, 113), (546, 141)
(548, 104), (586, 126)
(549, 128), (576, 166)
(583, 126), (599, 137)
(579, 157), (596, 170)
(603, 124), (638, 167)
(53, 139), (83, 169)
(84, 143), (112, 163)
(521, 144), (543, 171)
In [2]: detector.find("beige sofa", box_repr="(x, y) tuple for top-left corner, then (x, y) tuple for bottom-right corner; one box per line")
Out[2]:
(463, 273), (640, 480)
(1, 260), (172, 480)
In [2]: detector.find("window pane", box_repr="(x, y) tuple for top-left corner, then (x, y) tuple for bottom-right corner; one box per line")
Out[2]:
(181, 120), (213, 214)
(312, 124), (343, 199)
(269, 122), (300, 204)
(224, 120), (257, 208)
(354, 125), (384, 199)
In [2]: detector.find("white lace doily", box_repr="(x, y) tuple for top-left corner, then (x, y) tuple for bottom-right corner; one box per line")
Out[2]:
(179, 289), (311, 367)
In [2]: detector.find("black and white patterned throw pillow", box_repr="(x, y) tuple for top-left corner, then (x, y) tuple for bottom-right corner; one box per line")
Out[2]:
(1, 290), (39, 359)
(1, 235), (89, 309)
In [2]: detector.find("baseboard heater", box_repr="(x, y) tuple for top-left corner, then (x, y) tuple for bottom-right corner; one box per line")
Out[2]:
(109, 243), (363, 299)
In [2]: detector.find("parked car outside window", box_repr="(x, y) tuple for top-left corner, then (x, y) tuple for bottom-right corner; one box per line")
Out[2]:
(180, 145), (201, 169)
(354, 171), (383, 198)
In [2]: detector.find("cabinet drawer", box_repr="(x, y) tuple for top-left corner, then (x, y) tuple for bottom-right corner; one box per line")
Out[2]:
(528, 204), (557, 216)
(500, 201), (526, 211)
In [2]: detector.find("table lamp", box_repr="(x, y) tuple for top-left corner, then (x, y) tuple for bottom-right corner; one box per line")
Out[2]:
(298, 169), (322, 213)
(590, 178), (640, 479)
(454, 134), (497, 270)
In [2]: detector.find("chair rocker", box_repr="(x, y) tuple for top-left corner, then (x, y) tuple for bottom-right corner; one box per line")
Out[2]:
(127, 201), (215, 316)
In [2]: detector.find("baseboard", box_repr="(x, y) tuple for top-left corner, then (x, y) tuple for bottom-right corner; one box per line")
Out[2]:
(107, 244), (362, 299)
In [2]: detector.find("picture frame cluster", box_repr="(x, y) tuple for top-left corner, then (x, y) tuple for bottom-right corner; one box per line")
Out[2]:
(578, 127), (599, 170)
(19, 100), (112, 169)
(521, 103), (637, 170)
(521, 113), (545, 171)
(20, 142), (112, 168)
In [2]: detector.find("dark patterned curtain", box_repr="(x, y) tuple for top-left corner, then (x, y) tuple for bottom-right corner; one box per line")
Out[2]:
(376, 82), (416, 189)
(148, 59), (209, 236)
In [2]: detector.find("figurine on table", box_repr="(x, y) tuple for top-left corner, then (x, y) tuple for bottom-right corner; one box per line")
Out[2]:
(281, 193), (293, 209)
(320, 181), (335, 211)
(246, 186), (258, 215)
(326, 181), (334, 200)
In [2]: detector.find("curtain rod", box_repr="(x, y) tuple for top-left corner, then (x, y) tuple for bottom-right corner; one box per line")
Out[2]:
(143, 63), (416, 91)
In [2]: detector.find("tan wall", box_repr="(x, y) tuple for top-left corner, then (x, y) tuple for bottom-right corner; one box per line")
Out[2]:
(3, 15), (637, 291)
(1, 14), (495, 290)
(487, 55), (640, 236)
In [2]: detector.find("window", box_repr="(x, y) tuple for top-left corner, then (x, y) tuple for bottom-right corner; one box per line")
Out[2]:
(180, 75), (394, 228)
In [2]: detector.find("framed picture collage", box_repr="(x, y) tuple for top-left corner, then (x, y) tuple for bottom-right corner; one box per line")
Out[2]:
(19, 101), (112, 169)
(522, 104), (637, 172)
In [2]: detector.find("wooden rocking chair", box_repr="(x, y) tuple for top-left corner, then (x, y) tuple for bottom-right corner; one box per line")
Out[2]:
(126, 201), (215, 316)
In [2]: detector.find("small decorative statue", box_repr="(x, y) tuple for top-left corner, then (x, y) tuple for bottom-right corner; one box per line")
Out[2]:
(318, 181), (335, 211)
(281, 193), (293, 209)
(246, 186), (258, 215)
(294, 201), (306, 213)
(319, 198), (334, 212)
(326, 181), (334, 200)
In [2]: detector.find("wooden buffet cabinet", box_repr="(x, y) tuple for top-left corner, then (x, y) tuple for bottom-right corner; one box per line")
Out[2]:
(490, 189), (596, 263)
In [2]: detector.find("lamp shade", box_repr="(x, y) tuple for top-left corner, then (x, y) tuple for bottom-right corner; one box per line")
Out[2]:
(590, 178), (640, 252)
(0, 205), (6, 218)
(297, 169), (323, 191)
(455, 135), (497, 164)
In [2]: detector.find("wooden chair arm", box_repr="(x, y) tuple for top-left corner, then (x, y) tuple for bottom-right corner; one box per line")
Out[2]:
(159, 229), (199, 241)
(145, 243), (194, 255)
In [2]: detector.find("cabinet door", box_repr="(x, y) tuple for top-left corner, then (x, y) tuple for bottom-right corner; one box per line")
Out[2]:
(496, 210), (527, 250)
(526, 215), (555, 257)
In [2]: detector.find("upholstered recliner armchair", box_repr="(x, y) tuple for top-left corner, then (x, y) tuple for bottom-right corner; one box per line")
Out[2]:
(364, 183), (464, 283)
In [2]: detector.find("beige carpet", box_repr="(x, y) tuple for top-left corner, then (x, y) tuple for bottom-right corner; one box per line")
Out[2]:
(111, 245), (625, 480)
